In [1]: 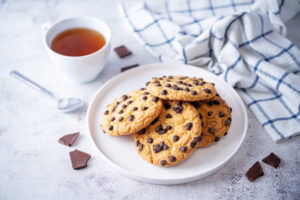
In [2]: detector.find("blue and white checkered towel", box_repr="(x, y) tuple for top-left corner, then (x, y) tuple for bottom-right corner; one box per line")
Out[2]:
(121, 0), (300, 142)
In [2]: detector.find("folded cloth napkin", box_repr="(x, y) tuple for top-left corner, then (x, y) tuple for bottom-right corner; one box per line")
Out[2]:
(121, 0), (300, 142)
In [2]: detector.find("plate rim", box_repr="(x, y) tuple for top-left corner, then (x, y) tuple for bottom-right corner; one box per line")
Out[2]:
(86, 63), (248, 184)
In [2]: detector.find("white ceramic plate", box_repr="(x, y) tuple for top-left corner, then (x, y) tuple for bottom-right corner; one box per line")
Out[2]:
(87, 63), (248, 185)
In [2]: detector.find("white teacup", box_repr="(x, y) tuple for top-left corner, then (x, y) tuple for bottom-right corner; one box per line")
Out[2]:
(42, 16), (111, 83)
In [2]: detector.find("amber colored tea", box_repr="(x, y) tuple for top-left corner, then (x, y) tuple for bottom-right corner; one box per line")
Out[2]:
(51, 28), (106, 56)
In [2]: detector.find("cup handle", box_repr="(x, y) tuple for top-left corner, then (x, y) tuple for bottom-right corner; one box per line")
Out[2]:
(41, 22), (51, 36)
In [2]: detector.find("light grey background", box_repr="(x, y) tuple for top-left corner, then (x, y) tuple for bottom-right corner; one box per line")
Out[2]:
(0, 0), (299, 199)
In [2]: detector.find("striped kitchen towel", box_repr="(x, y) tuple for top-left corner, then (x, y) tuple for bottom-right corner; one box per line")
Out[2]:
(121, 0), (300, 142)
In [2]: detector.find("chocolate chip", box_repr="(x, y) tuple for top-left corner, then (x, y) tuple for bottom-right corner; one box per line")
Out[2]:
(160, 160), (167, 166)
(118, 110), (124, 114)
(212, 100), (220, 105)
(193, 136), (202, 142)
(121, 64), (139, 72)
(166, 125), (172, 130)
(207, 101), (214, 106)
(138, 144), (144, 151)
(225, 120), (231, 126)
(199, 82), (206, 86)
(147, 138), (153, 143)
(151, 117), (159, 125)
(165, 84), (171, 88)
(262, 152), (281, 168)
(168, 75), (173, 79)
(193, 80), (199, 85)
(207, 111), (213, 116)
(146, 81), (150, 86)
(118, 117), (124, 122)
(142, 96), (148, 101)
(139, 128), (146, 134)
(172, 85), (178, 90)
(116, 101), (121, 105)
(219, 112), (225, 117)
(141, 106), (148, 111)
(187, 83), (192, 87)
(122, 104), (127, 109)
(154, 80), (159, 83)
(190, 141), (197, 148)
(136, 140), (140, 146)
(180, 146), (187, 153)
(122, 95), (128, 101)
(164, 103), (171, 109)
(111, 106), (117, 113)
(152, 96), (159, 102)
(140, 88), (146, 91)
(153, 144), (163, 153)
(173, 135), (179, 142)
(166, 113), (172, 118)
(191, 102), (198, 109)
(172, 107), (181, 114)
(186, 122), (193, 130)
(191, 91), (197, 95)
(69, 150), (91, 170)
(114, 45), (132, 58)
(127, 100), (133, 105)
(163, 144), (169, 150)
(203, 89), (212, 94)
(230, 107), (233, 113)
(155, 82), (161, 87)
(169, 156), (176, 163)
(132, 107), (138, 111)
(143, 92), (150, 95)
(228, 117), (232, 121)
(245, 162), (264, 182)
(159, 77), (163, 80)
(208, 127), (216, 134)
(201, 121), (204, 127)
(199, 113), (203, 119)
(155, 124), (163, 133)
(104, 110), (109, 115)
(109, 125), (114, 131)
(110, 117), (115, 121)
(184, 87), (190, 92)
(161, 90), (168, 95)
(215, 137), (220, 142)
(129, 115), (135, 121)
(224, 132), (228, 136)
(58, 132), (80, 147)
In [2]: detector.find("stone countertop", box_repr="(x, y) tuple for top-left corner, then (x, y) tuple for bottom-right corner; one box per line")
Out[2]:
(0, 0), (299, 199)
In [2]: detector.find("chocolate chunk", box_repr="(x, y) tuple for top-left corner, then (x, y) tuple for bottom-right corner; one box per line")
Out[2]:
(184, 87), (190, 92)
(190, 141), (197, 148)
(138, 144), (144, 151)
(208, 127), (216, 134)
(245, 162), (264, 182)
(164, 103), (171, 109)
(69, 150), (91, 170)
(225, 120), (231, 126)
(58, 132), (80, 147)
(114, 45), (132, 58)
(224, 132), (228, 136)
(104, 110), (109, 115)
(142, 96), (148, 101)
(166, 113), (172, 118)
(122, 95), (128, 101)
(186, 122), (193, 130)
(214, 136), (220, 142)
(166, 125), (172, 130)
(110, 117), (115, 121)
(121, 64), (139, 72)
(143, 92), (150, 95)
(193, 136), (202, 142)
(180, 146), (187, 153)
(128, 115), (135, 121)
(219, 112), (225, 117)
(262, 152), (281, 168)
(132, 107), (138, 111)
(141, 106), (148, 111)
(139, 128), (146, 134)
(165, 84), (171, 88)
(207, 111), (213, 116)
(127, 100), (133, 105)
(191, 91), (197, 95)
(118, 117), (124, 122)
(161, 90), (168, 95)
(199, 113), (203, 119)
(152, 96), (159, 102)
(203, 88), (212, 94)
(169, 156), (176, 163)
(212, 100), (220, 105)
(109, 125), (114, 131)
(118, 110), (123, 114)
(173, 135), (179, 142)
(163, 144), (169, 150)
(151, 117), (159, 125)
(147, 138), (153, 143)
(160, 160), (167, 166)
(207, 101), (214, 106)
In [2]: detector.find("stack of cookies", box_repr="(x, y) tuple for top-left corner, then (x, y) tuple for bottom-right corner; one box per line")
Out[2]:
(101, 76), (232, 167)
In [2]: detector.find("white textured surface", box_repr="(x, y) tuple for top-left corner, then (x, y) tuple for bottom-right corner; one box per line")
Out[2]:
(0, 0), (299, 199)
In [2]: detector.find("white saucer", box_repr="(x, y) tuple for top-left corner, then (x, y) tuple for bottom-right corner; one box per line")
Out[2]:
(87, 63), (248, 185)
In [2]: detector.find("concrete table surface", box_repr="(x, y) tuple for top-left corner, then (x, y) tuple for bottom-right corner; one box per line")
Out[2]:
(0, 0), (299, 199)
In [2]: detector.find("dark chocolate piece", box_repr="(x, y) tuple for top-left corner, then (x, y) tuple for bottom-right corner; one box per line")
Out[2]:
(121, 64), (139, 72)
(114, 45), (132, 58)
(58, 132), (80, 147)
(245, 161), (264, 182)
(262, 152), (281, 168)
(69, 150), (91, 170)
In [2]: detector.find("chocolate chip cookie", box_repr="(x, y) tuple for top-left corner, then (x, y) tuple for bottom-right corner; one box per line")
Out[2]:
(146, 76), (216, 101)
(134, 101), (202, 167)
(101, 89), (163, 136)
(193, 95), (232, 148)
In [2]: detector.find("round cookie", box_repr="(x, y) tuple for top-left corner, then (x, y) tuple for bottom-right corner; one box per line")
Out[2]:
(134, 101), (202, 167)
(146, 76), (217, 101)
(101, 89), (163, 136)
(193, 95), (232, 148)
